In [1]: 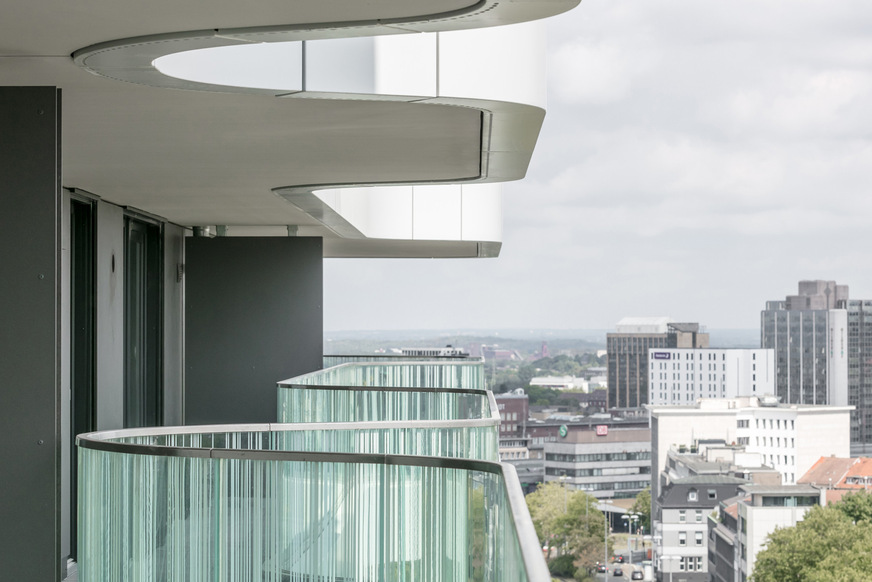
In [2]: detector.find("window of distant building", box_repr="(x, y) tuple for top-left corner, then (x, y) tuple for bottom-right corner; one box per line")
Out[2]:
(679, 532), (687, 546)
(695, 532), (703, 545)
(687, 489), (698, 502)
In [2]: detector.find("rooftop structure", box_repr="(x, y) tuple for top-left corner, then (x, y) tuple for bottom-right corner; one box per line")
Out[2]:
(0, 0), (580, 579)
(649, 396), (852, 508)
(616, 317), (674, 334)
(662, 443), (781, 491)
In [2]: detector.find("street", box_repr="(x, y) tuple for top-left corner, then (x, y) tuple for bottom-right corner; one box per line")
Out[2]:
(594, 562), (646, 582)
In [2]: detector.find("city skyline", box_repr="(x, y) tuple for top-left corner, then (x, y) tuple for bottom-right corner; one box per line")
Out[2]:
(325, 0), (872, 332)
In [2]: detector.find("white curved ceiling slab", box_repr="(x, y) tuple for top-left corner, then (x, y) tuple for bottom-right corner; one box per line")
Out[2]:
(0, 0), (578, 257)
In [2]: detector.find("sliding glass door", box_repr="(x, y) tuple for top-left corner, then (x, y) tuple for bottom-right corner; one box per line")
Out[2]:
(124, 217), (163, 428)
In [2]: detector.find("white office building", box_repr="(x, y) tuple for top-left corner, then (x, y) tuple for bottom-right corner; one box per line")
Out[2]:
(648, 348), (774, 405)
(649, 397), (851, 505)
(736, 485), (824, 581)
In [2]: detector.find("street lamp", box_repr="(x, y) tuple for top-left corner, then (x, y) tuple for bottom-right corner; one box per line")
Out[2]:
(622, 513), (640, 565)
(604, 510), (609, 576)
(659, 555), (679, 582)
(558, 473), (569, 556)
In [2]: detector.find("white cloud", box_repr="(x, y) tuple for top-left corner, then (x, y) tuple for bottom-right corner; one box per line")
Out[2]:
(549, 41), (648, 105)
(325, 0), (872, 332)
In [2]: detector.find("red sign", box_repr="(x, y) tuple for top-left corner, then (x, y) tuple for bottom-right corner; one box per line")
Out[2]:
(596, 425), (609, 436)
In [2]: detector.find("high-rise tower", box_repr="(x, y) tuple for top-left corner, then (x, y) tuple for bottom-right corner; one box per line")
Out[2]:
(760, 280), (849, 407)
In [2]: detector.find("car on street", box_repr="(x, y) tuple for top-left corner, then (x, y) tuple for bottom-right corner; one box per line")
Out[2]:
(597, 563), (608, 573)
(631, 570), (644, 580)
(613, 567), (623, 577)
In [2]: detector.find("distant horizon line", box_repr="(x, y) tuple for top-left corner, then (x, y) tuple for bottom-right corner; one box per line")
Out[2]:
(324, 327), (760, 334)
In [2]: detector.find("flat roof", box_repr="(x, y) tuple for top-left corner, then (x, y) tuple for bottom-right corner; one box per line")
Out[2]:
(740, 484), (820, 495)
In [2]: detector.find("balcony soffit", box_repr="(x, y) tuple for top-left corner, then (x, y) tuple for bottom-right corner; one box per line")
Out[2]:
(0, 0), (577, 257)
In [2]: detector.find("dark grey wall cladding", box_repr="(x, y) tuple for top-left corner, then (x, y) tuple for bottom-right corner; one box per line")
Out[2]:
(185, 237), (323, 424)
(0, 87), (61, 581)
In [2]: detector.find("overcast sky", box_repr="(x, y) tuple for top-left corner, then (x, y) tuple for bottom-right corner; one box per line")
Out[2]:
(324, 0), (872, 332)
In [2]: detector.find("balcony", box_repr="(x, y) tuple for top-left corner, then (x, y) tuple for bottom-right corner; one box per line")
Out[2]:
(77, 360), (547, 581)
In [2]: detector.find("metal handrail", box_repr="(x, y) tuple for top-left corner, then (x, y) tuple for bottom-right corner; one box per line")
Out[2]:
(77, 423), (549, 579)
(502, 463), (551, 581)
(77, 416), (500, 454)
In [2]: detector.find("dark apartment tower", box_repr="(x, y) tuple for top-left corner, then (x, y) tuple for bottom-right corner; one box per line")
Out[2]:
(846, 300), (872, 452)
(760, 280), (848, 409)
(607, 319), (709, 409)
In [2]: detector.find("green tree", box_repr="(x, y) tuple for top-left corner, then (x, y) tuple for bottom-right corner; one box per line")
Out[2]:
(629, 488), (651, 533)
(752, 492), (872, 582)
(526, 482), (611, 580)
(517, 364), (536, 386)
(525, 384), (566, 407)
(834, 489), (872, 523)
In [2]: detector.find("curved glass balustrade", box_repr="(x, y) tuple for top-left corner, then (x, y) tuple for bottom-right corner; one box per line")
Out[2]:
(78, 426), (542, 581)
(278, 361), (492, 426)
(77, 360), (548, 581)
(279, 385), (495, 424)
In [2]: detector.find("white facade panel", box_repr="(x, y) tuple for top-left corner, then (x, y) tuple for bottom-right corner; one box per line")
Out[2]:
(305, 37), (376, 93)
(316, 183), (502, 243)
(794, 410), (851, 483)
(375, 34), (438, 97)
(439, 21), (547, 108)
(412, 185), (462, 240)
(360, 187), (415, 239)
(827, 308), (849, 407)
(460, 183), (502, 242)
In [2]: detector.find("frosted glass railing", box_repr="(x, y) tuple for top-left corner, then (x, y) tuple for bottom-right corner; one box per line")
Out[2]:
(323, 354), (476, 367)
(278, 384), (495, 424)
(286, 361), (485, 390)
(77, 426), (548, 582)
(279, 361), (494, 428)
